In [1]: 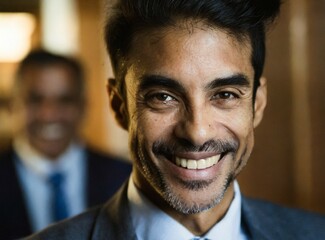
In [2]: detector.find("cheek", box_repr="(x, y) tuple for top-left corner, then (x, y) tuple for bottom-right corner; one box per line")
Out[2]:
(64, 108), (83, 122)
(222, 107), (254, 137)
(138, 114), (173, 142)
(130, 111), (177, 158)
(230, 110), (255, 163)
(24, 108), (37, 126)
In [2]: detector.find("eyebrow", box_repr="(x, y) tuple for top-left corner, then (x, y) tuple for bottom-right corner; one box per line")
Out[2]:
(139, 75), (186, 94)
(205, 74), (250, 90)
(138, 73), (250, 93)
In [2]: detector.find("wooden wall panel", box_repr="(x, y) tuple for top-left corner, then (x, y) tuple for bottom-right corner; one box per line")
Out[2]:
(238, 1), (295, 207)
(240, 0), (325, 214)
(77, 0), (129, 157)
(309, 0), (325, 213)
(77, 0), (108, 152)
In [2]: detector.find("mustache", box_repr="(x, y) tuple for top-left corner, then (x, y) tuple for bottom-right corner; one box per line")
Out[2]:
(152, 139), (238, 158)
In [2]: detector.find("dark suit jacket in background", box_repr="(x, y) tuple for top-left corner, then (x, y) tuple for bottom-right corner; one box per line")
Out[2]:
(25, 181), (325, 240)
(0, 147), (132, 240)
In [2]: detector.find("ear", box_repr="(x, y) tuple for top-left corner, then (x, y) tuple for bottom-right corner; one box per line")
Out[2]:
(253, 77), (267, 128)
(107, 78), (128, 130)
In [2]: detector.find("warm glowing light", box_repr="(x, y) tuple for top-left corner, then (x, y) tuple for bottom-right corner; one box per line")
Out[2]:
(41, 0), (79, 55)
(0, 13), (36, 62)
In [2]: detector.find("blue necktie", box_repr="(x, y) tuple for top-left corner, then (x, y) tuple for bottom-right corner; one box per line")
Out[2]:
(48, 172), (69, 222)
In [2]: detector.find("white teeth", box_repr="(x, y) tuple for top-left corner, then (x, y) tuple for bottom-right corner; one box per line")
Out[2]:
(187, 160), (197, 169)
(197, 159), (206, 169)
(176, 158), (181, 166)
(181, 159), (187, 168)
(175, 154), (221, 170)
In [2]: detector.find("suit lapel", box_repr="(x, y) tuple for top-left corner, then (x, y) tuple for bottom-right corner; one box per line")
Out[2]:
(86, 148), (112, 207)
(86, 149), (100, 207)
(85, 148), (132, 207)
(242, 197), (292, 240)
(241, 197), (271, 240)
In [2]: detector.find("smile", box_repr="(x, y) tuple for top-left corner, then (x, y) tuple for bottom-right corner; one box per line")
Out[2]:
(37, 124), (65, 140)
(175, 154), (221, 170)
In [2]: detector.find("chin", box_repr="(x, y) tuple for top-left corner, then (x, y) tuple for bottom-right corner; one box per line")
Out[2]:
(161, 173), (234, 215)
(163, 187), (225, 214)
(36, 143), (68, 159)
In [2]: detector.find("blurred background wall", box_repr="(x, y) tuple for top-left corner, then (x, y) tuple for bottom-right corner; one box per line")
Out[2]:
(0, 0), (324, 213)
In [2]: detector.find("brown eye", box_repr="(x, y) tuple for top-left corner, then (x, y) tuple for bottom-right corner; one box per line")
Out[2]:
(154, 93), (174, 102)
(146, 92), (176, 103)
(27, 94), (43, 105)
(59, 95), (79, 105)
(210, 91), (241, 109)
(217, 92), (236, 99)
(144, 91), (178, 110)
(212, 91), (238, 100)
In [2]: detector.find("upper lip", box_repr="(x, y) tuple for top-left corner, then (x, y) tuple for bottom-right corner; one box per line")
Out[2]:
(175, 151), (222, 160)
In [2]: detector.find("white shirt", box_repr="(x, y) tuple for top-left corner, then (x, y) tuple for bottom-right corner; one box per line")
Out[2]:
(13, 136), (87, 232)
(128, 178), (248, 240)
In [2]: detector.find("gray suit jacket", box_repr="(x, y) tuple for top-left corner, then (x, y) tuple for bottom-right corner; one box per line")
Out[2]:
(25, 181), (325, 240)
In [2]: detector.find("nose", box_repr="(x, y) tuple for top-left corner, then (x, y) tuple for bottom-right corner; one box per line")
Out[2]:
(37, 100), (60, 121)
(174, 103), (213, 147)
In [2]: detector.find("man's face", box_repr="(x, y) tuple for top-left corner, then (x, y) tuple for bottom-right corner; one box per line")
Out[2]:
(114, 26), (266, 214)
(13, 64), (84, 159)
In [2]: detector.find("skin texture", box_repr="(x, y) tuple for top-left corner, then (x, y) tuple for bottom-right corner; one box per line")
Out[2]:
(12, 64), (85, 159)
(110, 24), (267, 235)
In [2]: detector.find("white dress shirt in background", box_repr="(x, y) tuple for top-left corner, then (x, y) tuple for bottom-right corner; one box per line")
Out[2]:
(13, 136), (87, 232)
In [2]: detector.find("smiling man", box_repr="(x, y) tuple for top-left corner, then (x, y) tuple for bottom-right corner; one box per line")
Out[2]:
(121, 24), (261, 235)
(0, 50), (131, 240)
(25, 0), (325, 239)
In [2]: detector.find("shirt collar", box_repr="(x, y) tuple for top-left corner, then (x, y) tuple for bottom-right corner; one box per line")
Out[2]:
(13, 135), (84, 179)
(128, 178), (243, 240)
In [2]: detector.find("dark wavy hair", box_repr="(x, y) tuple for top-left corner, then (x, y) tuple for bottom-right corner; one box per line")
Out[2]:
(104, 0), (281, 99)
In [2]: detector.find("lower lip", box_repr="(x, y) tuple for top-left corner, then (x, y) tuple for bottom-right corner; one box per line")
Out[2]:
(163, 155), (226, 181)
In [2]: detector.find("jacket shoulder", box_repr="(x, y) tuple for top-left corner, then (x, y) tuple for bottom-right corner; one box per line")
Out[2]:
(243, 197), (325, 239)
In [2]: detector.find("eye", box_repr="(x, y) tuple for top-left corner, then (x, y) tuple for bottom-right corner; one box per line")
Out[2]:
(212, 91), (239, 100)
(211, 90), (241, 109)
(27, 94), (43, 105)
(59, 95), (80, 105)
(144, 91), (178, 110)
(152, 93), (174, 102)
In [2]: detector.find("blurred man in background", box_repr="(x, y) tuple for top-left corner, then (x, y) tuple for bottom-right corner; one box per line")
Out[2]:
(0, 49), (132, 240)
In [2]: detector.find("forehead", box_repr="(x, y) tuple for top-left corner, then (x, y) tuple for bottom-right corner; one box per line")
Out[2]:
(126, 25), (253, 84)
(20, 64), (77, 96)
